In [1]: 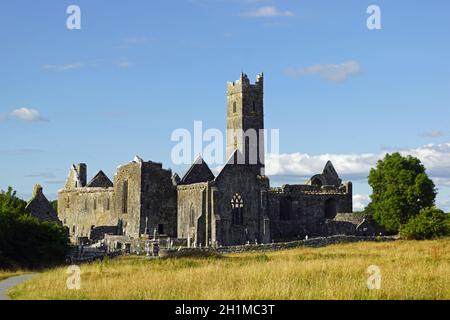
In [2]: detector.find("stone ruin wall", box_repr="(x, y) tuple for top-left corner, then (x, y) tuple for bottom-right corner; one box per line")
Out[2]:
(58, 187), (116, 242)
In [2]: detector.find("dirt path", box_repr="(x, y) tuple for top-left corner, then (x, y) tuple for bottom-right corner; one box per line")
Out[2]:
(0, 274), (35, 300)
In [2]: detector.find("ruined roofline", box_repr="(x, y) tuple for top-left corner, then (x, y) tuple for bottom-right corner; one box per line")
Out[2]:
(177, 181), (210, 191)
(269, 183), (350, 194)
(227, 72), (263, 89)
(58, 186), (114, 194)
(115, 155), (165, 171)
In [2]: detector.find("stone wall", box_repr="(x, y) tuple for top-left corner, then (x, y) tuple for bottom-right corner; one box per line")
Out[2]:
(213, 163), (270, 246)
(114, 160), (142, 238)
(59, 157), (177, 243)
(267, 182), (353, 241)
(177, 182), (208, 244)
(58, 187), (116, 242)
(169, 235), (396, 255)
(140, 161), (177, 238)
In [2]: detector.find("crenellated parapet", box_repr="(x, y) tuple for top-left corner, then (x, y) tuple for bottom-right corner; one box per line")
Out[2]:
(227, 72), (264, 94)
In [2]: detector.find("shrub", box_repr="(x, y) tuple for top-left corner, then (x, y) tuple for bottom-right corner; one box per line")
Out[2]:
(0, 187), (70, 269)
(400, 207), (450, 240)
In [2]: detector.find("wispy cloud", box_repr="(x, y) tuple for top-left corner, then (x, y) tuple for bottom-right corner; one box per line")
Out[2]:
(116, 60), (134, 68)
(43, 63), (84, 71)
(421, 130), (445, 138)
(0, 108), (47, 122)
(121, 36), (155, 45)
(25, 172), (57, 179)
(0, 148), (44, 155)
(43, 59), (135, 71)
(286, 61), (361, 82)
(240, 6), (294, 17)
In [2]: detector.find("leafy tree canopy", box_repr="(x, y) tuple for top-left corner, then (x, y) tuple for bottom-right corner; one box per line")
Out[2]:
(368, 153), (436, 232)
(0, 186), (27, 216)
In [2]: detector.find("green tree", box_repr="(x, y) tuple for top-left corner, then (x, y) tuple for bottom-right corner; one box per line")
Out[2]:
(0, 187), (70, 269)
(368, 153), (436, 232)
(0, 187), (27, 215)
(400, 207), (450, 240)
(51, 200), (58, 213)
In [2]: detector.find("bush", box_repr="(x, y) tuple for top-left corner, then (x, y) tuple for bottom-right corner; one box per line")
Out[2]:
(400, 207), (450, 240)
(0, 187), (70, 269)
(0, 211), (71, 269)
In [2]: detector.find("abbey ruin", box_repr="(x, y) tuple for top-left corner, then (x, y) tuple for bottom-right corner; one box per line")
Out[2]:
(56, 73), (370, 247)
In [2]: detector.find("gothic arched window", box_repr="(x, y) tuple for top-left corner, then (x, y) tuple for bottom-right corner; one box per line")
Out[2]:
(280, 197), (292, 221)
(231, 193), (244, 225)
(190, 205), (195, 228)
(122, 180), (128, 213)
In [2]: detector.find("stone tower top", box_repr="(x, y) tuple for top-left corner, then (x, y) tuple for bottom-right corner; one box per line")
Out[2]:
(226, 72), (265, 172)
(227, 72), (263, 94)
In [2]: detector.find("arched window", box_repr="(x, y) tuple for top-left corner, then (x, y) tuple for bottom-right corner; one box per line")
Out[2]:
(189, 205), (195, 228)
(325, 198), (337, 219)
(231, 193), (244, 225)
(122, 180), (128, 213)
(311, 178), (323, 187)
(233, 101), (237, 113)
(280, 197), (292, 221)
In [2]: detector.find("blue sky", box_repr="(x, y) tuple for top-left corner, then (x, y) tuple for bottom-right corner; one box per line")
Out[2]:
(1, 0), (449, 211)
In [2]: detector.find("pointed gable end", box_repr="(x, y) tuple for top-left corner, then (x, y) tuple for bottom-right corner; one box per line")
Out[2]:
(87, 170), (113, 188)
(180, 155), (215, 185)
(323, 161), (339, 178)
(322, 161), (341, 186)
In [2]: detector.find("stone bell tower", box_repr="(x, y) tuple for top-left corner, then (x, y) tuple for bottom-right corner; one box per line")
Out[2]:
(226, 72), (265, 171)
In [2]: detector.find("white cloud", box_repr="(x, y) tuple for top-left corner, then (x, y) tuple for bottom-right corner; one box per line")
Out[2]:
(421, 130), (445, 138)
(0, 108), (47, 122)
(267, 143), (450, 181)
(353, 195), (370, 211)
(43, 63), (84, 71)
(10, 108), (47, 122)
(266, 152), (377, 180)
(286, 61), (361, 82)
(265, 143), (450, 211)
(116, 60), (134, 68)
(240, 6), (294, 17)
(121, 36), (154, 45)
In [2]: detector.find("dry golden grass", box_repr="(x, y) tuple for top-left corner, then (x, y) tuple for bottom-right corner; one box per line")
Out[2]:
(9, 239), (450, 300)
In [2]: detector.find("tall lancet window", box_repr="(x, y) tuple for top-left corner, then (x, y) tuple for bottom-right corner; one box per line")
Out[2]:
(231, 193), (244, 225)
(122, 180), (128, 213)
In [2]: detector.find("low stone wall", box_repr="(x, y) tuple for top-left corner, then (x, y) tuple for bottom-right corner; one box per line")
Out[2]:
(164, 235), (397, 256)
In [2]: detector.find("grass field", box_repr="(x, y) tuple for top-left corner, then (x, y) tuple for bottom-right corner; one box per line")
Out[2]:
(9, 238), (450, 300)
